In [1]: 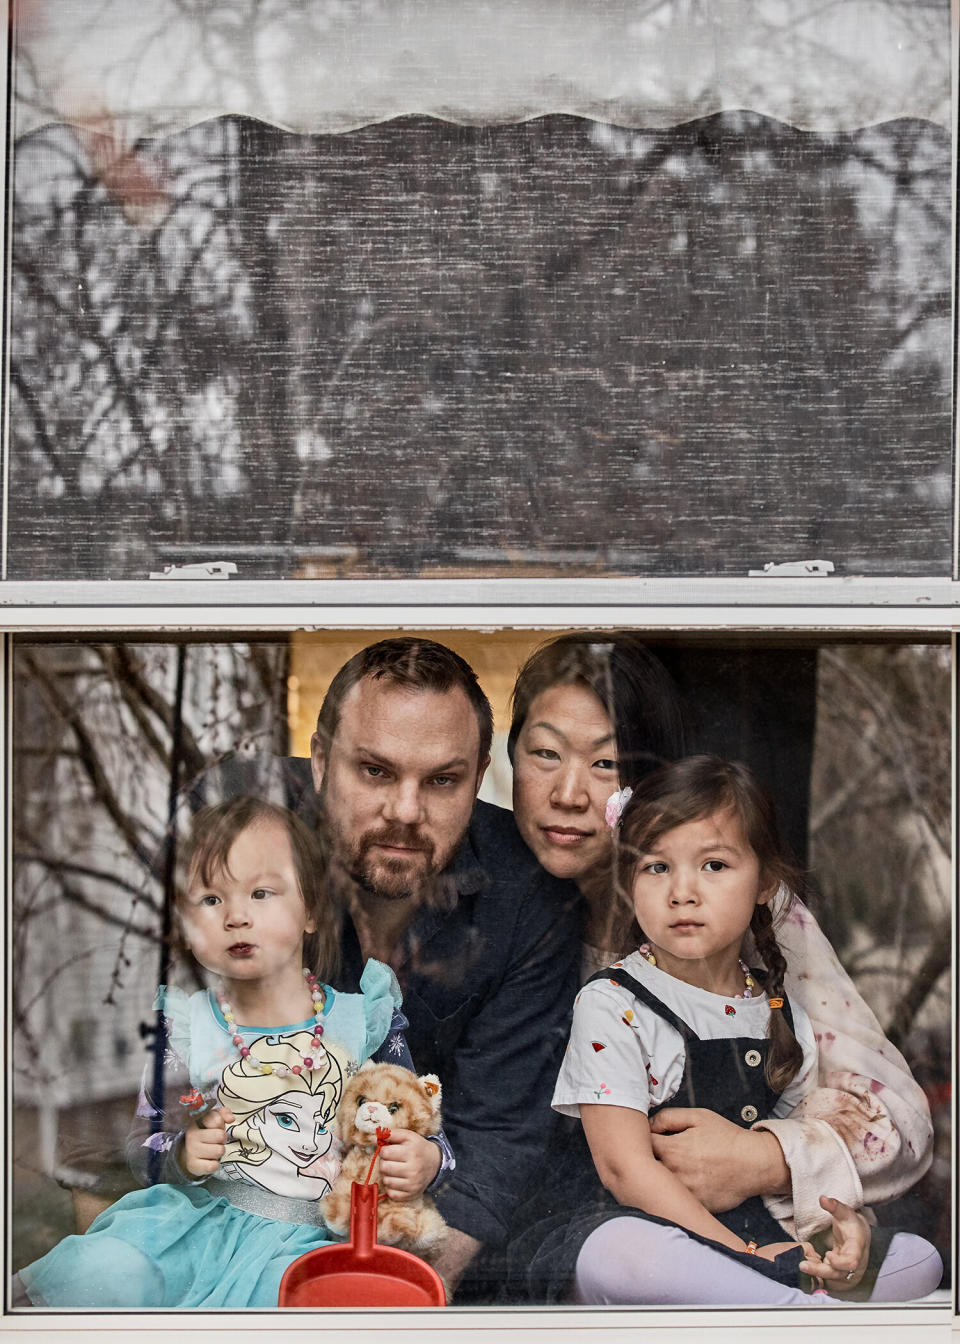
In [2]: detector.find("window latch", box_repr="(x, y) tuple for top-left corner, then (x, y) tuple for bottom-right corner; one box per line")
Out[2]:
(747, 559), (835, 577)
(148, 561), (238, 580)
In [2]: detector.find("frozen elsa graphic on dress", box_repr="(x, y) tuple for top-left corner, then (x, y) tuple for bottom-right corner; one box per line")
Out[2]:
(217, 1029), (345, 1200)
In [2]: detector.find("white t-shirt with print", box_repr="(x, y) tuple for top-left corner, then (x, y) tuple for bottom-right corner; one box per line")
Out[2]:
(553, 949), (818, 1121)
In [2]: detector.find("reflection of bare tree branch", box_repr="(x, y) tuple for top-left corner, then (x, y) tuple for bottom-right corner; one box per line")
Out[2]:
(9, 366), (67, 477)
(103, 645), (205, 781)
(12, 945), (101, 1031)
(884, 923), (951, 1050)
(14, 845), (162, 916)
(21, 650), (161, 870)
(101, 646), (169, 766)
(820, 648), (949, 856)
(13, 241), (161, 487)
(25, 873), (158, 944)
(239, 643), (290, 756)
(849, 142), (951, 236)
(542, 138), (676, 284)
(809, 719), (878, 835)
(74, 171), (224, 356)
(96, 213), (226, 492)
(810, 643), (949, 1087)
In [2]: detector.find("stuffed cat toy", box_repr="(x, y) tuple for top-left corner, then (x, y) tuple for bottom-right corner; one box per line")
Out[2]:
(321, 1061), (447, 1256)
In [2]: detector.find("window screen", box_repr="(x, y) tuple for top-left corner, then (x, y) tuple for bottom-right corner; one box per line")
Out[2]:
(9, 111), (952, 579)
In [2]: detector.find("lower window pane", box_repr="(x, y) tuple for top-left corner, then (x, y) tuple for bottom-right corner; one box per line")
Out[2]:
(10, 631), (950, 1309)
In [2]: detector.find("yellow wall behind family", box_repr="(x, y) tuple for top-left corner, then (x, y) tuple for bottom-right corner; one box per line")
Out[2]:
(288, 630), (554, 808)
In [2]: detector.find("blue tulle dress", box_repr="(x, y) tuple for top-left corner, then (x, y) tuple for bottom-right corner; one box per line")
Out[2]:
(19, 960), (401, 1308)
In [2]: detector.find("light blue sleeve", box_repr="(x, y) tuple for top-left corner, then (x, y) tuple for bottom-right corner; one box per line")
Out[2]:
(359, 958), (403, 1060)
(127, 985), (197, 1187)
(154, 984), (193, 1068)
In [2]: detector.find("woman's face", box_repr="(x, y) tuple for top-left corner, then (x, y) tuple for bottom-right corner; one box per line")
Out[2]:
(512, 681), (618, 886)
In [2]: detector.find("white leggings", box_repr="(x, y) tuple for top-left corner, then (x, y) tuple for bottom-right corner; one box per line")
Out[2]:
(574, 1218), (943, 1307)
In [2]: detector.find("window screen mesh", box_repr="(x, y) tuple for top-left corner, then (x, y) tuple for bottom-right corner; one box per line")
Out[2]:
(8, 112), (951, 579)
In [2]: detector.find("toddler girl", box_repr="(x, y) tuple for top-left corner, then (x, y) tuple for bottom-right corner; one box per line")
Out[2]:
(545, 756), (941, 1306)
(15, 795), (450, 1308)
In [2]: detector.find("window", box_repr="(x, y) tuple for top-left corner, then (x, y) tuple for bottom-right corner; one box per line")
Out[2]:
(4, 2), (955, 1337)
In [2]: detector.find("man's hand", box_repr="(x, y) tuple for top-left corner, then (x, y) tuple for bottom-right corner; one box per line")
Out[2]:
(798, 1196), (871, 1292)
(379, 1130), (442, 1200)
(181, 1106), (234, 1178)
(649, 1108), (790, 1211)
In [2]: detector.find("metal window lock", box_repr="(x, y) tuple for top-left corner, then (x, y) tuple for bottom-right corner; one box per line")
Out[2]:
(747, 559), (836, 577)
(148, 561), (238, 580)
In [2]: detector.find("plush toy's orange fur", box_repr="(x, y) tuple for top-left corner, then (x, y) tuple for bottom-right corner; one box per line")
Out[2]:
(321, 1062), (447, 1256)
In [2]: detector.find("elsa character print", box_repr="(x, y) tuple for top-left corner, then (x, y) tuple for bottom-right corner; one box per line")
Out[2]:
(217, 1029), (346, 1201)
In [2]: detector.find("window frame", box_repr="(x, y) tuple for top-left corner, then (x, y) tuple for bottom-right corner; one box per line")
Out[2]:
(2, 609), (956, 1343)
(1, 1), (956, 1337)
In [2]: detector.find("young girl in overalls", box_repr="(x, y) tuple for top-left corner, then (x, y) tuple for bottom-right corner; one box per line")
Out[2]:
(15, 795), (451, 1309)
(545, 755), (942, 1306)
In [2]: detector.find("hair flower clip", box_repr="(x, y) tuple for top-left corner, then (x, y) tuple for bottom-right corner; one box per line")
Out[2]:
(605, 787), (633, 830)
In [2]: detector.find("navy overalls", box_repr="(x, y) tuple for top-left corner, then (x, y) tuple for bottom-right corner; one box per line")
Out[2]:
(588, 964), (794, 1246)
(513, 964), (806, 1300)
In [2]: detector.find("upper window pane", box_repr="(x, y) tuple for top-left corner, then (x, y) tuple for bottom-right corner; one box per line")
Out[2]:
(9, 112), (952, 580)
(7, 4), (953, 581)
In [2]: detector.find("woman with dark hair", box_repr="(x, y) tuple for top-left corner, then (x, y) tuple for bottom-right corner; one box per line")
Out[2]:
(508, 632), (686, 975)
(506, 632), (936, 1305)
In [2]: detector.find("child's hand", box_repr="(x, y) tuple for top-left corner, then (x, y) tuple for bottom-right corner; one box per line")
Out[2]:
(182, 1106), (235, 1178)
(378, 1129), (442, 1200)
(799, 1195), (871, 1292)
(754, 1239), (805, 1263)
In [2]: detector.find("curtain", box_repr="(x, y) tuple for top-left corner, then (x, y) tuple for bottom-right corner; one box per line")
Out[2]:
(15, 0), (950, 143)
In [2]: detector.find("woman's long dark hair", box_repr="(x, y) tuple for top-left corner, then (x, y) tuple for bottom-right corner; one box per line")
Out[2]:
(619, 756), (804, 1094)
(508, 631), (687, 786)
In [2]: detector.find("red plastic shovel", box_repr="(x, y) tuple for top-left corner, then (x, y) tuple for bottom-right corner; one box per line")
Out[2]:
(278, 1132), (446, 1308)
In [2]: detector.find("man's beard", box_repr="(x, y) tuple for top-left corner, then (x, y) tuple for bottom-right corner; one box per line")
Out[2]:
(343, 823), (440, 903)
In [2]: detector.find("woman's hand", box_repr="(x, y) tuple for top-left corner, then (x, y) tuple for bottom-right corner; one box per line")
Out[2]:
(649, 1108), (790, 1210)
(798, 1196), (871, 1292)
(378, 1130), (442, 1200)
(181, 1105), (235, 1177)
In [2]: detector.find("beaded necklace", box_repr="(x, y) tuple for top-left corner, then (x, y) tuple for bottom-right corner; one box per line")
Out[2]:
(637, 943), (755, 999)
(217, 968), (327, 1075)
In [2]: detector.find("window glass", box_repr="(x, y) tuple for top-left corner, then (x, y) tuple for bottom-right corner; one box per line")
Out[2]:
(10, 631), (951, 1305)
(5, 1), (956, 1330)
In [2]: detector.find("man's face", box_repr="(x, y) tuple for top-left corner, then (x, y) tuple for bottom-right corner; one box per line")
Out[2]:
(311, 676), (487, 903)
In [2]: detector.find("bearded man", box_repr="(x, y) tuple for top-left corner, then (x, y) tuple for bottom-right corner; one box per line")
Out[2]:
(308, 637), (580, 1300)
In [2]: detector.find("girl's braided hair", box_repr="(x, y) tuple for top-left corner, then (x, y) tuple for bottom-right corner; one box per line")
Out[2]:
(618, 755), (804, 1093)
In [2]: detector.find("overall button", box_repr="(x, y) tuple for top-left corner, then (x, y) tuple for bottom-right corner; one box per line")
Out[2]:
(744, 1049), (762, 1067)
(740, 1104), (759, 1123)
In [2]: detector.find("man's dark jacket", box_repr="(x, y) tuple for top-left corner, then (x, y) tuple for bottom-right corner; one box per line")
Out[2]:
(282, 763), (582, 1247)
